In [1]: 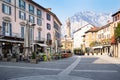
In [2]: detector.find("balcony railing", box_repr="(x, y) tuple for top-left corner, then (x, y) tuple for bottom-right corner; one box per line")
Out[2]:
(12, 32), (21, 38)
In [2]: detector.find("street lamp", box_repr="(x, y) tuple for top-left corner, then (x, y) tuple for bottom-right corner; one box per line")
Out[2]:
(0, 26), (3, 38)
(64, 35), (67, 53)
(24, 20), (36, 61)
(0, 26), (3, 56)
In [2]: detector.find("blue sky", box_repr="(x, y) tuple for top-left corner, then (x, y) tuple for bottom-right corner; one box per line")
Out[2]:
(33, 0), (120, 24)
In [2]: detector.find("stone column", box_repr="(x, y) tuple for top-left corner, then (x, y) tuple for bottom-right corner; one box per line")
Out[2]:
(118, 42), (120, 58)
(24, 21), (30, 60)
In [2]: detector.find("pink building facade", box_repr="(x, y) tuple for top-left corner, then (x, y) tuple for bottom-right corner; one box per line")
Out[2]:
(0, 0), (62, 55)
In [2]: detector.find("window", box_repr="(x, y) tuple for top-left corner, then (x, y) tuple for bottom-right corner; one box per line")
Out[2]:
(107, 27), (109, 31)
(47, 33), (52, 45)
(37, 9), (41, 18)
(38, 31), (41, 41)
(19, 11), (26, 20)
(55, 31), (60, 38)
(54, 21), (59, 30)
(29, 4), (34, 14)
(4, 0), (11, 3)
(29, 28), (34, 41)
(21, 26), (24, 38)
(19, 0), (26, 10)
(37, 18), (42, 26)
(2, 22), (12, 36)
(29, 15), (34, 23)
(115, 16), (117, 21)
(47, 33), (51, 40)
(47, 23), (51, 30)
(2, 4), (11, 15)
(47, 13), (51, 21)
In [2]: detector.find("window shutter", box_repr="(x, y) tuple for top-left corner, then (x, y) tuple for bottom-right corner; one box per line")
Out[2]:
(9, 7), (11, 15)
(33, 17), (34, 23)
(21, 27), (24, 38)
(19, 11), (21, 19)
(24, 1), (26, 9)
(9, 0), (11, 3)
(38, 31), (41, 40)
(2, 4), (5, 13)
(19, 0), (20, 8)
(29, 4), (30, 12)
(10, 23), (12, 36)
(2, 22), (5, 36)
(24, 13), (26, 20)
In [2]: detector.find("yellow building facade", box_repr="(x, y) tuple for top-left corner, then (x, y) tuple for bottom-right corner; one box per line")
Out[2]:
(84, 10), (120, 57)
(61, 38), (73, 52)
(85, 27), (99, 48)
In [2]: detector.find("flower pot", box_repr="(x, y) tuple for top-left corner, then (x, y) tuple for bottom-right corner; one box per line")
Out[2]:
(30, 59), (37, 64)
(2, 58), (7, 62)
(11, 58), (17, 62)
(7, 56), (12, 61)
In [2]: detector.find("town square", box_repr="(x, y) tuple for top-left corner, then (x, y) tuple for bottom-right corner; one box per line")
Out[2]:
(0, 0), (120, 80)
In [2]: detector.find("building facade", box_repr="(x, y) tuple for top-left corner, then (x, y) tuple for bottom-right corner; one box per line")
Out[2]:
(61, 18), (73, 53)
(84, 10), (120, 56)
(0, 0), (62, 56)
(73, 23), (94, 49)
(84, 27), (99, 53)
(111, 10), (120, 58)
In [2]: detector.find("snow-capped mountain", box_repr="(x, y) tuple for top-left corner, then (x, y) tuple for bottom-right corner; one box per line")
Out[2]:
(70, 11), (112, 32)
(62, 11), (112, 37)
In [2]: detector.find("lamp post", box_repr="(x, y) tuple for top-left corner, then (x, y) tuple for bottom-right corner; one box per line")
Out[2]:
(64, 35), (67, 53)
(24, 20), (36, 61)
(0, 26), (2, 55)
(0, 26), (3, 38)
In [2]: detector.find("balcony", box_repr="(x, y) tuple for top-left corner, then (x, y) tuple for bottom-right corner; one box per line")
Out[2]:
(35, 37), (45, 43)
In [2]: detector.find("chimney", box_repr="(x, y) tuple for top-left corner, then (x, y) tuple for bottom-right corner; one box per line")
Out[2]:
(47, 8), (52, 11)
(107, 20), (110, 23)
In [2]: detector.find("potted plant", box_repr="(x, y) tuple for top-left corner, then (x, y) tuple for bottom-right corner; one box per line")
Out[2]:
(11, 53), (17, 62)
(30, 52), (37, 64)
(7, 53), (12, 61)
(36, 51), (40, 61)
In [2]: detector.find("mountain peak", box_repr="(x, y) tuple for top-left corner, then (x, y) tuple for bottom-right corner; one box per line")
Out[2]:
(70, 11), (112, 27)
(61, 11), (112, 37)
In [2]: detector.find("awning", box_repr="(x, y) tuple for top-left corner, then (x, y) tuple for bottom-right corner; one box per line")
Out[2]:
(33, 43), (48, 47)
(0, 39), (24, 43)
(92, 46), (103, 49)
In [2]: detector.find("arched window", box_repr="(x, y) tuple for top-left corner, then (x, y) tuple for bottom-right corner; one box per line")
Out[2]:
(47, 33), (51, 40)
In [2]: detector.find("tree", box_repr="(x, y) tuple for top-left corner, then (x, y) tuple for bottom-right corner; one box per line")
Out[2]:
(89, 41), (99, 47)
(115, 23), (120, 39)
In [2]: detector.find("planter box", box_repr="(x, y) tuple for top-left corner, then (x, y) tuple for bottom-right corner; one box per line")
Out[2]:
(7, 56), (12, 61)
(11, 58), (17, 62)
(30, 59), (37, 64)
(2, 58), (7, 62)
(36, 56), (40, 61)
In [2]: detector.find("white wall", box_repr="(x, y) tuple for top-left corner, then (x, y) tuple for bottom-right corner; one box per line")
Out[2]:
(73, 24), (94, 49)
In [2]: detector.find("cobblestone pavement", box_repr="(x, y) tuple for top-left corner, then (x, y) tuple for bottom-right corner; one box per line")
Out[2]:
(0, 55), (120, 80)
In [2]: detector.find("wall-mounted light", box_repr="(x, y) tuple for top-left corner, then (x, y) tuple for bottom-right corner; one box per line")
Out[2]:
(2, 42), (5, 45)
(18, 44), (20, 46)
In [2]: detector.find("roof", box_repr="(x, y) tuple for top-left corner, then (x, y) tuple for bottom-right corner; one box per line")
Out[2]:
(28, 0), (62, 25)
(99, 22), (112, 30)
(112, 10), (120, 17)
(85, 27), (100, 33)
(73, 23), (95, 33)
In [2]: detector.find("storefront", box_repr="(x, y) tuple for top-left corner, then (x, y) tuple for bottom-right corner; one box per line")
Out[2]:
(0, 36), (24, 56)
